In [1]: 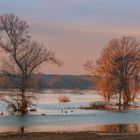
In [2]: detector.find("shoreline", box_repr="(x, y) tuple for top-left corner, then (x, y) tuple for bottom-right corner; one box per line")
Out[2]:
(0, 132), (140, 140)
(0, 123), (140, 134)
(0, 123), (140, 135)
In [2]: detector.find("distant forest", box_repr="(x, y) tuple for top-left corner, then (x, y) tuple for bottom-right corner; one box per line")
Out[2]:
(0, 74), (95, 90)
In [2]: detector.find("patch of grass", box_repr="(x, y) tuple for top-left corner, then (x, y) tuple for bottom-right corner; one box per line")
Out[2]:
(80, 101), (115, 110)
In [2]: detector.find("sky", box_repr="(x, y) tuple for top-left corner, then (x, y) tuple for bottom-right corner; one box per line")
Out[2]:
(0, 0), (140, 75)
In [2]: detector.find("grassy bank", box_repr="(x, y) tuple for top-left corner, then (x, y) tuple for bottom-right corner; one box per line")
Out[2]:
(0, 132), (140, 140)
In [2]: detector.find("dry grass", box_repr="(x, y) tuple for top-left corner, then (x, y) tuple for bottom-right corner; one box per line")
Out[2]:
(0, 132), (140, 140)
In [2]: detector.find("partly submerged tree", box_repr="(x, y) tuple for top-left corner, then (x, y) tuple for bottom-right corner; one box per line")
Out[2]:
(84, 36), (140, 105)
(0, 14), (62, 115)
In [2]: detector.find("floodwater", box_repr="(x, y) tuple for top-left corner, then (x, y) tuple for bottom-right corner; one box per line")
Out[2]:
(0, 89), (140, 133)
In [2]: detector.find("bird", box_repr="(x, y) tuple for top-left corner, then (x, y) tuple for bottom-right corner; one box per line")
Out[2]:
(41, 113), (46, 116)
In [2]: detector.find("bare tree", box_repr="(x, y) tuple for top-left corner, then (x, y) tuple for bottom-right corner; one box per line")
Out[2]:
(84, 36), (140, 105)
(0, 14), (62, 115)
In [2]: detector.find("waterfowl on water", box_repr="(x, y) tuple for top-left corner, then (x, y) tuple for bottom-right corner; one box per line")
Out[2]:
(41, 113), (46, 116)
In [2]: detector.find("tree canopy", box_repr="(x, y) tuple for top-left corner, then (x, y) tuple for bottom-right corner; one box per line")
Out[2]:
(84, 36), (140, 104)
(0, 14), (62, 115)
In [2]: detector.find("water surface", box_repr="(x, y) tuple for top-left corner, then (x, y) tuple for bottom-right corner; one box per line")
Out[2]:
(0, 90), (140, 133)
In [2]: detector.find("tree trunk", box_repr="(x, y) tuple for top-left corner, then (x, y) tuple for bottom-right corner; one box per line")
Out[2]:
(21, 78), (27, 115)
(119, 91), (122, 105)
(118, 91), (122, 110)
(123, 93), (129, 105)
(21, 91), (26, 115)
(131, 90), (136, 102)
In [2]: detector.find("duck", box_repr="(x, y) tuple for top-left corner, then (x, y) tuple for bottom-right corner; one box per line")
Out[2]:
(41, 113), (46, 116)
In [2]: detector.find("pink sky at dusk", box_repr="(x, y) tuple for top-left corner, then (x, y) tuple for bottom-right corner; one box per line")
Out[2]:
(0, 0), (140, 75)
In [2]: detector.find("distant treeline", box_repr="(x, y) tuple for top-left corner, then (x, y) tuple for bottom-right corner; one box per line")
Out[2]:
(0, 74), (96, 90)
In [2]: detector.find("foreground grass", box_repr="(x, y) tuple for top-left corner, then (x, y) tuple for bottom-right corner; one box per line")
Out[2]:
(0, 132), (140, 140)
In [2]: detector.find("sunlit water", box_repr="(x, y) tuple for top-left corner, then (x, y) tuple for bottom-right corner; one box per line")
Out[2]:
(0, 89), (140, 133)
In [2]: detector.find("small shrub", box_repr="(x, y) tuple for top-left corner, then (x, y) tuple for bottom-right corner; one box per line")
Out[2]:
(58, 96), (71, 103)
(30, 108), (37, 112)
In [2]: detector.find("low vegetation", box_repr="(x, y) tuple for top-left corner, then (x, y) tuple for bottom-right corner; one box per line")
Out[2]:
(58, 96), (71, 103)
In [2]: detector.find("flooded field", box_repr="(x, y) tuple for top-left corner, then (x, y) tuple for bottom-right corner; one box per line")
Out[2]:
(0, 89), (140, 133)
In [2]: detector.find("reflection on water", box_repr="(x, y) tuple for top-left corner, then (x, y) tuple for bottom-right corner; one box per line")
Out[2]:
(20, 126), (25, 133)
(118, 105), (139, 110)
(95, 124), (140, 133)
